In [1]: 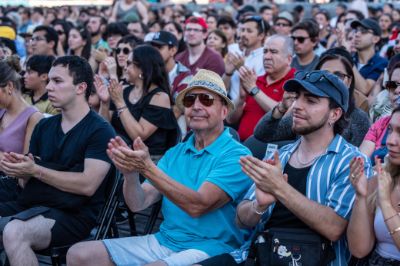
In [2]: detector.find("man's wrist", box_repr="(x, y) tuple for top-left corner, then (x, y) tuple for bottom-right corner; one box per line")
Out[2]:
(252, 199), (268, 215)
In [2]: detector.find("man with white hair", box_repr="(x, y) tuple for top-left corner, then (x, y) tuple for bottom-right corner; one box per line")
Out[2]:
(227, 34), (295, 141)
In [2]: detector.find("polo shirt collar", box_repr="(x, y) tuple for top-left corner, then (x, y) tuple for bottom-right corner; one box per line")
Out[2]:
(353, 52), (380, 66)
(29, 91), (49, 105)
(184, 128), (231, 156)
(257, 67), (296, 87)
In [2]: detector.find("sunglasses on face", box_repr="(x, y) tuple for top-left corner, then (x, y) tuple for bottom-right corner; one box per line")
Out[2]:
(386, 80), (400, 91)
(115, 47), (131, 55)
(56, 30), (65, 35)
(291, 36), (310, 44)
(182, 93), (219, 108)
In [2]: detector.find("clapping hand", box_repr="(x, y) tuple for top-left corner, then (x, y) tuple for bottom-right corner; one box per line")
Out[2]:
(107, 137), (152, 175)
(240, 151), (287, 194)
(375, 156), (392, 205)
(1, 152), (35, 180)
(108, 79), (124, 107)
(238, 66), (257, 93)
(349, 157), (368, 197)
(94, 75), (110, 103)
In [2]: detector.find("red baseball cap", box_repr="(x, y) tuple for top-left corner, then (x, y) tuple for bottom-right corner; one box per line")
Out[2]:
(185, 16), (208, 30)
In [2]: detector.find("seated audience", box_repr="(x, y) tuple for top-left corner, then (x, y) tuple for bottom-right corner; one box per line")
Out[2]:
(227, 34), (295, 142)
(199, 70), (372, 266)
(67, 69), (253, 266)
(254, 47), (371, 147)
(0, 55), (115, 265)
(347, 107), (400, 264)
(97, 45), (179, 158)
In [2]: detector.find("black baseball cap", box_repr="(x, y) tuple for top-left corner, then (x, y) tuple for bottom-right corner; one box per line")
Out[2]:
(351, 18), (381, 36)
(149, 31), (178, 47)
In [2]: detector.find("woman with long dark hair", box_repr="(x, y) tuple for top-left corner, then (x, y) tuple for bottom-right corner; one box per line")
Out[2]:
(97, 45), (178, 158)
(348, 106), (400, 264)
(68, 25), (92, 61)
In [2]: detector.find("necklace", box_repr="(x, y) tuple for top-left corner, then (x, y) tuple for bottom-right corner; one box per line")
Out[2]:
(295, 146), (319, 166)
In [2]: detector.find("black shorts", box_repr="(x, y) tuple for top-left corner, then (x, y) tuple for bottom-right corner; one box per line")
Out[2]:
(198, 253), (244, 266)
(0, 201), (94, 247)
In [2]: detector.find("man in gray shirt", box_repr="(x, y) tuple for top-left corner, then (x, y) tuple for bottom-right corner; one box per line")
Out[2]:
(290, 19), (320, 72)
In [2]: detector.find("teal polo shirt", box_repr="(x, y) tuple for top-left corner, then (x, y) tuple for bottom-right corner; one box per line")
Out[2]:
(154, 128), (253, 257)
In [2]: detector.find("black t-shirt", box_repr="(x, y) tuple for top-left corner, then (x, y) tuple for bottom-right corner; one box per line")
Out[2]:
(265, 163), (310, 229)
(18, 110), (116, 224)
(111, 86), (179, 155)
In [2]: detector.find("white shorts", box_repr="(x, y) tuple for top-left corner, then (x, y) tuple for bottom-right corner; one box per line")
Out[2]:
(103, 234), (210, 266)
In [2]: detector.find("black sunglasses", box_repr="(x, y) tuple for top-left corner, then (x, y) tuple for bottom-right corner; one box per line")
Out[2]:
(291, 36), (310, 44)
(386, 80), (400, 91)
(56, 30), (65, 35)
(182, 93), (220, 108)
(295, 70), (346, 106)
(115, 47), (131, 55)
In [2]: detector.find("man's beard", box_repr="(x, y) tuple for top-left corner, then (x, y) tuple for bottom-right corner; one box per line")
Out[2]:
(292, 112), (329, 136)
(90, 28), (100, 37)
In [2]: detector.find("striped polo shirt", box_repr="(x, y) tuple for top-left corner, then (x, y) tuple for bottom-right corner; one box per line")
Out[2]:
(231, 134), (373, 266)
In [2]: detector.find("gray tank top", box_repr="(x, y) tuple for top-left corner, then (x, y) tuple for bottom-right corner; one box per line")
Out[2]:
(374, 207), (400, 260)
(116, 2), (139, 21)
(0, 106), (38, 154)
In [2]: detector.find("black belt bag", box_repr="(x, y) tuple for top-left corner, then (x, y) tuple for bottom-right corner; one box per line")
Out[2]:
(246, 227), (336, 266)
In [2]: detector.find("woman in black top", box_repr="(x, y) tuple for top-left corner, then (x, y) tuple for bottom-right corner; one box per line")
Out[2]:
(97, 45), (179, 156)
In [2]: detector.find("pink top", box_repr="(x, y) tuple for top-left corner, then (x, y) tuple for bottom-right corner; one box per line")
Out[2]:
(364, 115), (391, 150)
(0, 106), (38, 154)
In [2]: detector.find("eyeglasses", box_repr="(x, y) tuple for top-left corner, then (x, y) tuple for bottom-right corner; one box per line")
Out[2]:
(332, 71), (351, 81)
(56, 30), (65, 35)
(242, 15), (266, 33)
(291, 36), (310, 44)
(182, 93), (220, 107)
(295, 70), (346, 106)
(115, 47), (131, 55)
(355, 27), (373, 35)
(30, 36), (46, 42)
(275, 22), (290, 27)
(185, 27), (204, 33)
(385, 81), (400, 91)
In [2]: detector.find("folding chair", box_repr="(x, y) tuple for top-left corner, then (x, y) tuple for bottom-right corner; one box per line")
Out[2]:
(128, 199), (163, 236)
(35, 167), (124, 266)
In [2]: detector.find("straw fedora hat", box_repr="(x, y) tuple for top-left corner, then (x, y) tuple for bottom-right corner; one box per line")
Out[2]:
(175, 69), (235, 113)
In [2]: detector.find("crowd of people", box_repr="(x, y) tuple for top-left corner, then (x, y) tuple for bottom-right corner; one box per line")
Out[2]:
(0, 0), (399, 265)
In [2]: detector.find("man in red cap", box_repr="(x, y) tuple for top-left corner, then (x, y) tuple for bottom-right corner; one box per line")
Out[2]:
(176, 16), (225, 76)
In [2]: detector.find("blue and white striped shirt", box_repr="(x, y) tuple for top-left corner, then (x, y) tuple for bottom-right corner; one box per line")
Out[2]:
(231, 134), (373, 266)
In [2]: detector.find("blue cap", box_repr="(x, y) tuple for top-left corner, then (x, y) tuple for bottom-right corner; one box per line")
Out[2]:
(283, 70), (349, 112)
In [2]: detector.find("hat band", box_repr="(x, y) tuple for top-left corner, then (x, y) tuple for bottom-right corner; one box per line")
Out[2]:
(188, 80), (227, 97)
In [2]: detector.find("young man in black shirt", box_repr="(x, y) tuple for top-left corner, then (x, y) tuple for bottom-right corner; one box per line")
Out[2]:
(0, 56), (115, 266)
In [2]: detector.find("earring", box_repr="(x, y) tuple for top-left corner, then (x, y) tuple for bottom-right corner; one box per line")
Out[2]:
(328, 121), (333, 127)
(139, 73), (143, 80)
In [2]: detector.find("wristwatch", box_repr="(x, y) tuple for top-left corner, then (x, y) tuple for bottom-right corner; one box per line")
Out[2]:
(249, 86), (260, 96)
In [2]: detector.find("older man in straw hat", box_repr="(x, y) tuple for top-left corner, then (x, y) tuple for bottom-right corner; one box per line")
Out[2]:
(67, 69), (253, 266)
